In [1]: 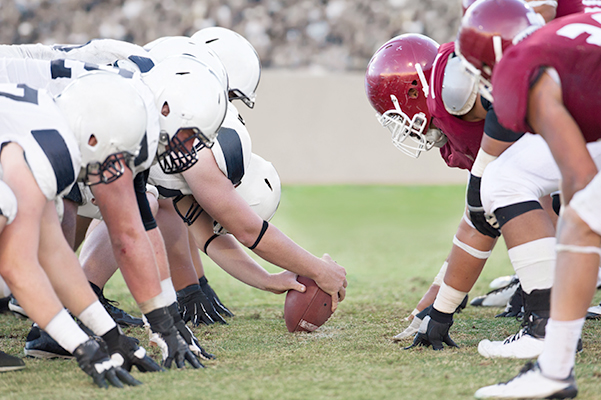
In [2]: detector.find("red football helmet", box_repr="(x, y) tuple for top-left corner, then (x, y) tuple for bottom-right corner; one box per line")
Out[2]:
(456, 0), (544, 101)
(365, 34), (440, 158)
(461, 0), (479, 15)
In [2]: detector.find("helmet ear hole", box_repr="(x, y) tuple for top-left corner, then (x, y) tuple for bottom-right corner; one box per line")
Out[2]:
(408, 87), (419, 99)
(161, 102), (170, 117)
(88, 134), (98, 147)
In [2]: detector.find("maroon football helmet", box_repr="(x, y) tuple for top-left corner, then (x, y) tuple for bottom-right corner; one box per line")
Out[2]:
(461, 0), (479, 15)
(455, 0), (544, 101)
(365, 34), (440, 158)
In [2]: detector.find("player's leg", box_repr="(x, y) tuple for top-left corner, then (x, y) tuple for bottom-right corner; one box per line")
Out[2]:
(155, 198), (225, 325)
(477, 134), (592, 358)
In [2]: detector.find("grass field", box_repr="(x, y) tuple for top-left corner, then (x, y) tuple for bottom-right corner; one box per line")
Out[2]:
(2, 185), (601, 399)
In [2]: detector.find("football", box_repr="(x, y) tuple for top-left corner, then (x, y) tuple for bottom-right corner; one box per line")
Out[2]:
(284, 276), (334, 332)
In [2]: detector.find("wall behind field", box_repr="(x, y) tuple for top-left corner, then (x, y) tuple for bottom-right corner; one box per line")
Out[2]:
(244, 70), (467, 185)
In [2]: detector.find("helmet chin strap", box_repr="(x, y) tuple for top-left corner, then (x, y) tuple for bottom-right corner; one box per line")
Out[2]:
(415, 63), (429, 98)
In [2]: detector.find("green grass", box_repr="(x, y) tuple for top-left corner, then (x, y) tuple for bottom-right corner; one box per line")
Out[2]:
(2, 185), (601, 399)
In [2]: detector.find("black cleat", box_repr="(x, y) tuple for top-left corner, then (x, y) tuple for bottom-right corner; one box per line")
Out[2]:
(0, 350), (26, 372)
(24, 325), (74, 359)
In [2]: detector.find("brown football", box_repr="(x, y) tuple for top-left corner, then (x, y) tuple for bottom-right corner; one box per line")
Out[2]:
(284, 276), (333, 332)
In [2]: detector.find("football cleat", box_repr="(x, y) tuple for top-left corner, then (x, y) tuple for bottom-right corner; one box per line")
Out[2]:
(586, 303), (601, 320)
(0, 350), (26, 372)
(489, 275), (517, 290)
(475, 362), (577, 399)
(24, 325), (74, 359)
(478, 328), (545, 359)
(495, 284), (524, 318)
(479, 311), (548, 359)
(471, 276), (519, 307)
(8, 296), (28, 320)
(100, 297), (144, 327)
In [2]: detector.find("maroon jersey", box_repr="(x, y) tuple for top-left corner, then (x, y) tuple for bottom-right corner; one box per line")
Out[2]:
(427, 42), (484, 170)
(492, 12), (601, 142)
(556, 0), (584, 17)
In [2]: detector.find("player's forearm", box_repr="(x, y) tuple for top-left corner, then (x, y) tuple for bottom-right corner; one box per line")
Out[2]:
(206, 234), (273, 291)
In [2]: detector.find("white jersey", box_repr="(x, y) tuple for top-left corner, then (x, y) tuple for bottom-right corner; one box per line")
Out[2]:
(0, 40), (155, 74)
(148, 101), (252, 197)
(0, 57), (159, 176)
(0, 83), (80, 201)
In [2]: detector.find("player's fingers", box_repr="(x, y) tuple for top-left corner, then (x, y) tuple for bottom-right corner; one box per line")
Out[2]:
(331, 292), (339, 313)
(293, 283), (306, 293)
(338, 286), (346, 302)
(343, 278), (348, 288)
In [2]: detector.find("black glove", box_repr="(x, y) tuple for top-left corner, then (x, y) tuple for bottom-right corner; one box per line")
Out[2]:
(177, 284), (226, 326)
(73, 338), (142, 388)
(102, 326), (163, 373)
(168, 303), (216, 361)
(467, 174), (500, 238)
(199, 276), (234, 317)
(145, 306), (204, 369)
(404, 309), (458, 351)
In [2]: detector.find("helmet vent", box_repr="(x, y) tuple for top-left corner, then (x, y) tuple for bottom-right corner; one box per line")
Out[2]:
(264, 178), (273, 191)
(176, 72), (190, 75)
(205, 38), (219, 44)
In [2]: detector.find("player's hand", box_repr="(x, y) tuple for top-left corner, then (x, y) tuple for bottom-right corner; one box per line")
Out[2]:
(199, 276), (234, 317)
(74, 338), (142, 389)
(168, 303), (215, 361)
(467, 174), (500, 238)
(404, 315), (458, 351)
(177, 284), (226, 326)
(315, 253), (347, 313)
(102, 326), (163, 373)
(265, 271), (306, 294)
(145, 306), (204, 369)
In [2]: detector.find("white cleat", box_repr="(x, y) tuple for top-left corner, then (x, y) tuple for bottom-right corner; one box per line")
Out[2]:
(471, 277), (519, 308)
(475, 362), (577, 399)
(478, 328), (544, 359)
(489, 275), (517, 290)
(392, 316), (422, 342)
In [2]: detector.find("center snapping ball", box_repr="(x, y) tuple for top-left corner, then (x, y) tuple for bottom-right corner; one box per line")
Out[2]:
(284, 276), (333, 332)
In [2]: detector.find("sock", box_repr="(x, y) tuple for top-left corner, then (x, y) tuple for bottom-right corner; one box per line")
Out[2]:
(77, 300), (117, 337)
(538, 318), (584, 380)
(161, 278), (177, 305)
(509, 237), (556, 294)
(44, 309), (89, 354)
(433, 282), (468, 314)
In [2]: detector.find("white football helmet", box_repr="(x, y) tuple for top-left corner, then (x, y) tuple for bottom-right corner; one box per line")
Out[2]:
(191, 27), (261, 109)
(142, 55), (228, 174)
(55, 71), (147, 186)
(214, 153), (281, 235)
(144, 36), (229, 92)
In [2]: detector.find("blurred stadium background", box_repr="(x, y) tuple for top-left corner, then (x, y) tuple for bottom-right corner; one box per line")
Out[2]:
(0, 0), (467, 184)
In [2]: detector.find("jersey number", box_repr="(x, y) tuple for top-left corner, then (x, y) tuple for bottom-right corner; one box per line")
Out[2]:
(0, 84), (38, 105)
(557, 13), (601, 46)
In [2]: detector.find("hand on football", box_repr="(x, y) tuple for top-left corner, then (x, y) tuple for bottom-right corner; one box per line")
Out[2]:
(315, 253), (347, 313)
(265, 271), (306, 294)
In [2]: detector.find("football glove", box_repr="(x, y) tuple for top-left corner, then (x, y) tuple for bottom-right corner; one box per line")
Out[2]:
(73, 338), (142, 389)
(404, 314), (458, 351)
(199, 276), (234, 317)
(168, 303), (215, 360)
(467, 174), (500, 238)
(177, 284), (226, 326)
(101, 326), (163, 373)
(145, 306), (204, 369)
